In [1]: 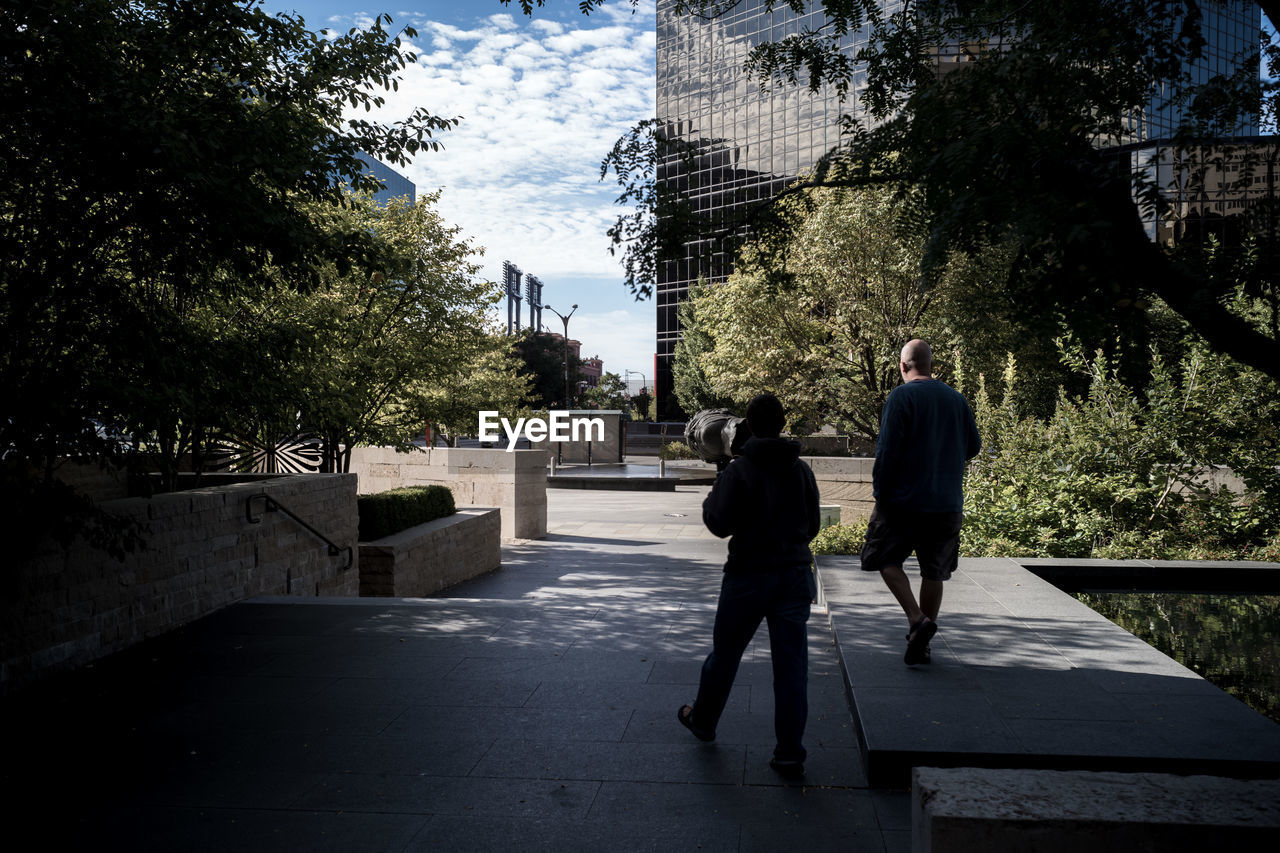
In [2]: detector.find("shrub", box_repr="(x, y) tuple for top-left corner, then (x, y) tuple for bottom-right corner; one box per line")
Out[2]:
(358, 486), (456, 541)
(961, 343), (1280, 560)
(659, 440), (698, 460)
(812, 519), (869, 556)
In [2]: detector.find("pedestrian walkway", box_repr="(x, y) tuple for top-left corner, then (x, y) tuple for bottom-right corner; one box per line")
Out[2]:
(4, 487), (909, 852)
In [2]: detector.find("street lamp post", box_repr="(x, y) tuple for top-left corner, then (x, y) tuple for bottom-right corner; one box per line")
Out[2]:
(624, 369), (647, 420)
(542, 303), (577, 410)
(624, 369), (646, 396)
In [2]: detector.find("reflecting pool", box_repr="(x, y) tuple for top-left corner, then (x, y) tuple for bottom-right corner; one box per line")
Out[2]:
(1076, 593), (1280, 724)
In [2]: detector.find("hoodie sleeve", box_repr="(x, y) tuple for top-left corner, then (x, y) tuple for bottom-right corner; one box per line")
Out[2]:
(804, 464), (821, 542)
(702, 461), (744, 539)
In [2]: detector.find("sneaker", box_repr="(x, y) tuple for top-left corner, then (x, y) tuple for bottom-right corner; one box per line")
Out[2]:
(769, 757), (805, 780)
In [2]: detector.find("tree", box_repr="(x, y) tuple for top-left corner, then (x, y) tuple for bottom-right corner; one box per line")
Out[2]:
(422, 343), (534, 446)
(671, 280), (738, 417)
(581, 372), (632, 412)
(2, 0), (457, 531)
(283, 192), (503, 472)
(514, 331), (585, 410)
(631, 386), (654, 422)
(693, 180), (1029, 441)
(601, 1), (1280, 382)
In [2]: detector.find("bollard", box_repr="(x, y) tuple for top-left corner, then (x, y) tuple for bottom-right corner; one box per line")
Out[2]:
(659, 458), (666, 478)
(550, 456), (557, 477)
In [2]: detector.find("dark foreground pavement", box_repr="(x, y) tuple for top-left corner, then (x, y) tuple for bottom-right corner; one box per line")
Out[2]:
(4, 487), (908, 852)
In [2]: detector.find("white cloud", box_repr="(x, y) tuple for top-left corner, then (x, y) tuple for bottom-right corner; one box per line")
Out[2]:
(314, 1), (658, 375)
(346, 3), (655, 288)
(562, 308), (656, 377)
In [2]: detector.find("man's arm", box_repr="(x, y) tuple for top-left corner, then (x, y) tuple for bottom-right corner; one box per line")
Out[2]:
(964, 402), (982, 460)
(871, 392), (902, 501)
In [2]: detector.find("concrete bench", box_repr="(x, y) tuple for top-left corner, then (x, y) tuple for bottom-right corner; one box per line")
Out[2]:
(913, 767), (1280, 852)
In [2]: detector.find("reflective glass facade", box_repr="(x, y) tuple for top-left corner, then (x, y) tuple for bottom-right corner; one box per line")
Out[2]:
(654, 0), (869, 413)
(1123, 138), (1279, 244)
(355, 152), (416, 206)
(653, 0), (1261, 416)
(1137, 0), (1260, 140)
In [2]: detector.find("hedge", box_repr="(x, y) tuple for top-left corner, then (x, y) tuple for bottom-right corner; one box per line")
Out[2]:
(358, 486), (456, 541)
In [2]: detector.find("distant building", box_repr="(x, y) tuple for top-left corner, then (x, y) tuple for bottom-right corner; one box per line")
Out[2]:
(354, 153), (415, 206)
(541, 333), (603, 388)
(580, 355), (603, 388)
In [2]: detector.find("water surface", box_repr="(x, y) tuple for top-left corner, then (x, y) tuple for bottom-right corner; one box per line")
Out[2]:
(1076, 592), (1280, 724)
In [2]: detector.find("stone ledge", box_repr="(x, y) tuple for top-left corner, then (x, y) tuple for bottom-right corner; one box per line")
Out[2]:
(820, 556), (1280, 788)
(913, 767), (1280, 852)
(1016, 557), (1280, 593)
(4, 473), (358, 693)
(348, 447), (546, 540)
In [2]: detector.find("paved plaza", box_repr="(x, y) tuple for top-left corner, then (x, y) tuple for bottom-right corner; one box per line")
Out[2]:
(7, 483), (1279, 850)
(4, 486), (909, 852)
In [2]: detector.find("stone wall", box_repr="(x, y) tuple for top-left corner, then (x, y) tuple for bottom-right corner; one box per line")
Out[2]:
(348, 447), (547, 540)
(52, 459), (128, 502)
(359, 508), (501, 597)
(803, 456), (874, 522)
(912, 767), (1280, 852)
(3, 473), (358, 693)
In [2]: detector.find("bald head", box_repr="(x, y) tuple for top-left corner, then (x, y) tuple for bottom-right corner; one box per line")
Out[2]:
(900, 339), (933, 380)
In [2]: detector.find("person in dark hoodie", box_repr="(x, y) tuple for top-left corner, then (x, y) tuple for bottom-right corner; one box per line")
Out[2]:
(677, 392), (821, 780)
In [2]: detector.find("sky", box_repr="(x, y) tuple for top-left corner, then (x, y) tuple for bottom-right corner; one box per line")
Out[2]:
(262, 0), (658, 388)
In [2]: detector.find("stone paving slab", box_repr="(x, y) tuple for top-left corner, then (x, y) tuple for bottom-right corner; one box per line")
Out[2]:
(821, 555), (1280, 787)
(21, 482), (1277, 848)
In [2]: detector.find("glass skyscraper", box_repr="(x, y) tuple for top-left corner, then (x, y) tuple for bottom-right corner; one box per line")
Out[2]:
(655, 0), (864, 414)
(653, 0), (1261, 416)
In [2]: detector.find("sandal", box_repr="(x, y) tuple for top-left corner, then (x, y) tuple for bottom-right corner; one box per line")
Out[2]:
(904, 616), (937, 666)
(677, 703), (715, 742)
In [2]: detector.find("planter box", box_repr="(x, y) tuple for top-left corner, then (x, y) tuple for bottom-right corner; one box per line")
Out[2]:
(348, 447), (546, 540)
(358, 507), (501, 597)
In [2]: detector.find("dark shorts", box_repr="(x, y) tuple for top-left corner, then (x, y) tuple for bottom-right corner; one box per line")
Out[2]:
(860, 505), (963, 581)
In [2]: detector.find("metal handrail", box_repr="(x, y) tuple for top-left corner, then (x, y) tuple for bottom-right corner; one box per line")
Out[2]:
(246, 493), (354, 571)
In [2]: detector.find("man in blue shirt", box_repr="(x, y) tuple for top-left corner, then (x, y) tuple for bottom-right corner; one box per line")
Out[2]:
(862, 340), (981, 665)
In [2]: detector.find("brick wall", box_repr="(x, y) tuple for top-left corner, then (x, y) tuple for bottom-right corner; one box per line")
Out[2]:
(2, 473), (358, 693)
(348, 447), (547, 540)
(359, 508), (501, 597)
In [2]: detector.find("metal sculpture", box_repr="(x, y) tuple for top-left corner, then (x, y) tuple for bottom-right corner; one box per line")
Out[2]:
(686, 408), (751, 469)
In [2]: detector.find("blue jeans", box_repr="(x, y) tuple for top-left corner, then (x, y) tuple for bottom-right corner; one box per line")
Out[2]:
(692, 565), (814, 762)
